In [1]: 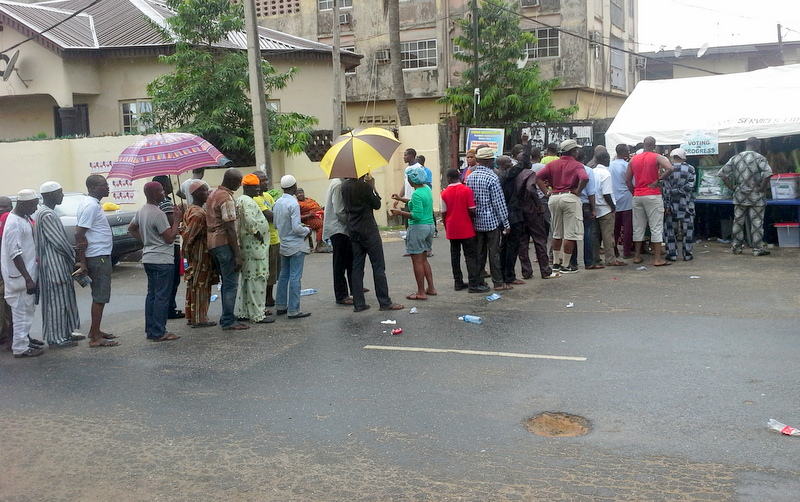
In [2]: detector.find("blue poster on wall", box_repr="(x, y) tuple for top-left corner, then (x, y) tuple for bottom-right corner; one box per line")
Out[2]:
(466, 128), (505, 156)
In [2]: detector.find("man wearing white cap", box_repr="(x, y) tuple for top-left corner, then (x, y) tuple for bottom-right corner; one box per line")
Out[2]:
(2, 189), (42, 358)
(272, 174), (312, 319)
(663, 148), (696, 261)
(35, 181), (83, 348)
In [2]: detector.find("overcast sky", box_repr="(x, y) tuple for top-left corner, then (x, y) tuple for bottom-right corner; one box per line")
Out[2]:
(637, 0), (800, 53)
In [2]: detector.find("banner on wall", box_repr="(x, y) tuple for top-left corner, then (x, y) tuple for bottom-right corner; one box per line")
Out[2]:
(466, 128), (505, 156)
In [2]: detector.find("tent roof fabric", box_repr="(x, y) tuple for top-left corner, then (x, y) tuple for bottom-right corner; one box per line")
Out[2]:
(605, 64), (800, 150)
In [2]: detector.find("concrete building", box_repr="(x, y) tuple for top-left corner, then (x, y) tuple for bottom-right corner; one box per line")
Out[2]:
(257, 0), (639, 128)
(640, 41), (800, 80)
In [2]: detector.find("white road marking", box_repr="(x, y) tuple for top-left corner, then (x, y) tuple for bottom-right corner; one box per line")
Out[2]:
(363, 345), (586, 361)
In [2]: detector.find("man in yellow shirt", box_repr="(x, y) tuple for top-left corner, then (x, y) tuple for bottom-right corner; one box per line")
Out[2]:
(253, 171), (281, 309)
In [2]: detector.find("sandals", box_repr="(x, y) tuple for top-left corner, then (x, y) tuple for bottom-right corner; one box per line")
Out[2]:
(406, 293), (427, 300)
(90, 339), (120, 348)
(379, 303), (405, 311)
(336, 297), (355, 305)
(152, 333), (180, 342)
(222, 323), (250, 330)
(191, 321), (217, 328)
(586, 264), (605, 270)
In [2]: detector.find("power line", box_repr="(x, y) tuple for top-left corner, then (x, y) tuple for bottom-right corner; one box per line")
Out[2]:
(483, 0), (722, 76)
(0, 0), (103, 56)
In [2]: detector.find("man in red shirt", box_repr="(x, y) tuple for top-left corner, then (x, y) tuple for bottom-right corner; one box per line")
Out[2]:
(440, 168), (489, 293)
(625, 136), (674, 266)
(535, 139), (588, 274)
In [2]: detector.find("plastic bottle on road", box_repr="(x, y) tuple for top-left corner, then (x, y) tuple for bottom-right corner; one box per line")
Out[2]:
(458, 315), (482, 324)
(210, 294), (218, 302)
(300, 288), (317, 296)
(767, 419), (800, 436)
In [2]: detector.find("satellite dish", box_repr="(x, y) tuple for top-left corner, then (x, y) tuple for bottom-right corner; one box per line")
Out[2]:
(2, 50), (19, 82)
(674, 46), (682, 58)
(697, 43), (709, 58)
(516, 53), (529, 69)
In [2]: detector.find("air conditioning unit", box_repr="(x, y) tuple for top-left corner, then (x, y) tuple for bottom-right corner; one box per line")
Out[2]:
(339, 13), (351, 25)
(375, 49), (390, 64)
(519, 0), (540, 7)
(588, 31), (601, 47)
(635, 56), (647, 69)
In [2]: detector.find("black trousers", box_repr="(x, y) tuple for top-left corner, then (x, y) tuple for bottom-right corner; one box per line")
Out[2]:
(330, 233), (354, 302)
(170, 243), (181, 312)
(475, 227), (503, 287)
(449, 237), (481, 287)
(518, 213), (553, 278)
(501, 222), (524, 283)
(351, 231), (392, 309)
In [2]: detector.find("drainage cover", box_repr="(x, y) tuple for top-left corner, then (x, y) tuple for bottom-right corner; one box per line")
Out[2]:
(525, 412), (590, 437)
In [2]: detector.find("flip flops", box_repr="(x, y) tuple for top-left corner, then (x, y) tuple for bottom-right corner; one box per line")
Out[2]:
(152, 333), (180, 342)
(90, 339), (120, 347)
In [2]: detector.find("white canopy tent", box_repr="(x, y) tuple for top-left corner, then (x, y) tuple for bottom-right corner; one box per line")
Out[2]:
(605, 64), (800, 150)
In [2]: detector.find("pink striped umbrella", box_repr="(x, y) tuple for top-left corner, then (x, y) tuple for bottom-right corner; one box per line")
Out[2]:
(108, 133), (229, 180)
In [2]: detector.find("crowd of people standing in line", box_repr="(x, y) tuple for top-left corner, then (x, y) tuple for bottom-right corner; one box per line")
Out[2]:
(0, 134), (772, 359)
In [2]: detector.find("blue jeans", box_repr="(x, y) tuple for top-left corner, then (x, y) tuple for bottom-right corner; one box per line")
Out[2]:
(209, 245), (240, 327)
(276, 252), (305, 315)
(144, 263), (173, 339)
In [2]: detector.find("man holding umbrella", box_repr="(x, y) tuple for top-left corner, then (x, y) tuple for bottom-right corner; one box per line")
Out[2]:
(321, 128), (406, 313)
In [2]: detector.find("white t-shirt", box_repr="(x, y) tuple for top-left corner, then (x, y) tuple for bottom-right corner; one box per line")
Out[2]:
(1, 212), (38, 298)
(179, 177), (208, 206)
(593, 165), (614, 218)
(76, 195), (113, 257)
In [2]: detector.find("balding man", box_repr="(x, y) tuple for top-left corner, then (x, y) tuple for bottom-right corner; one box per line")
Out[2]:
(719, 137), (773, 256)
(129, 182), (183, 342)
(625, 136), (673, 266)
(207, 168), (248, 330)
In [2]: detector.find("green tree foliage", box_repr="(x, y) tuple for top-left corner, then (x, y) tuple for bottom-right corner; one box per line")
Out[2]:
(145, 0), (317, 164)
(437, 0), (575, 126)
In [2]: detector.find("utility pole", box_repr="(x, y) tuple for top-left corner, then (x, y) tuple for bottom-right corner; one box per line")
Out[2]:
(243, 0), (272, 181)
(472, 0), (480, 125)
(332, 0), (342, 137)
(777, 24), (785, 66)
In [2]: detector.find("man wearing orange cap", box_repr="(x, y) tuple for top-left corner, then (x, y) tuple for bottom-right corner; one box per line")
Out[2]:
(235, 174), (274, 324)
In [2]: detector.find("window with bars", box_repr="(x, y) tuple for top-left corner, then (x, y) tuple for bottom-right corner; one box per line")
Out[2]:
(610, 0), (624, 29)
(526, 28), (560, 59)
(120, 99), (152, 133)
(318, 0), (352, 10)
(401, 39), (438, 69)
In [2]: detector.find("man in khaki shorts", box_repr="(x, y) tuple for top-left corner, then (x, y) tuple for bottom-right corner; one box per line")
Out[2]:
(535, 139), (588, 274)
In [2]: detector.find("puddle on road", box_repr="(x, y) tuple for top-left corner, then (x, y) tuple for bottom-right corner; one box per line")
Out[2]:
(525, 412), (590, 437)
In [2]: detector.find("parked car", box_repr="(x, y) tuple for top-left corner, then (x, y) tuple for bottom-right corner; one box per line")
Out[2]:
(8, 192), (142, 264)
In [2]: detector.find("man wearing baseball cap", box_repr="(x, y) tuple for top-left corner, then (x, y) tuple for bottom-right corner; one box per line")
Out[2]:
(3, 189), (42, 357)
(35, 181), (83, 348)
(663, 148), (696, 261)
(273, 174), (312, 319)
(535, 139), (588, 274)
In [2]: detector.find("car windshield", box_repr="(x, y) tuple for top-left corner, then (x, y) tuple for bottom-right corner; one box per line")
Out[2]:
(54, 193), (87, 217)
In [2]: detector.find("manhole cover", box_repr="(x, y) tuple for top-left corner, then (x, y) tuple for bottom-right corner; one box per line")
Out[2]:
(525, 412), (590, 437)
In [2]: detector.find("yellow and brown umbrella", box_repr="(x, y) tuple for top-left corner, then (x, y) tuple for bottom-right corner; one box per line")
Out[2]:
(320, 127), (401, 179)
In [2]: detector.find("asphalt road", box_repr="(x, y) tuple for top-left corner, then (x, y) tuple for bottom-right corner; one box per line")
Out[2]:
(2, 233), (799, 501)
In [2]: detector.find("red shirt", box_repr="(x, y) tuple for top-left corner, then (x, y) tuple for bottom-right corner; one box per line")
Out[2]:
(630, 151), (662, 196)
(535, 155), (588, 193)
(0, 212), (9, 240)
(440, 183), (476, 240)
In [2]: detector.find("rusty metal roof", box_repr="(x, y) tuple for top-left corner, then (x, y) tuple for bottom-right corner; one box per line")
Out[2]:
(0, 0), (361, 65)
